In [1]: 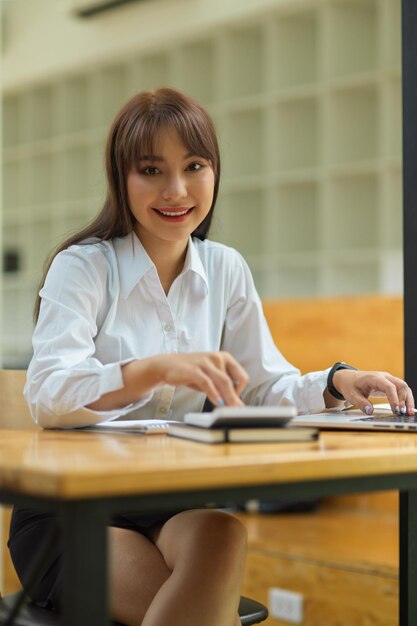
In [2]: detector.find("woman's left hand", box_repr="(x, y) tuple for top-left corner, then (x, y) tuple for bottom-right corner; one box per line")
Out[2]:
(332, 369), (415, 416)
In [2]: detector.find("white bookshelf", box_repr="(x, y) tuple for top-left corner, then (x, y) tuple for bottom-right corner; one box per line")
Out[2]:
(1, 0), (403, 367)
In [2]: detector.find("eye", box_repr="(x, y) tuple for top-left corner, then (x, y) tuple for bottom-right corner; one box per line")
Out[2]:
(140, 165), (160, 176)
(186, 162), (204, 172)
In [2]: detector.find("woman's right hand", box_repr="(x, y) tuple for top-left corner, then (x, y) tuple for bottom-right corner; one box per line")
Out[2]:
(88, 351), (248, 412)
(152, 352), (249, 407)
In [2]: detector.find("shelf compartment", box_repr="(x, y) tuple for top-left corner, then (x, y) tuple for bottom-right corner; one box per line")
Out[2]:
(3, 224), (25, 276)
(382, 170), (402, 249)
(218, 189), (265, 257)
(224, 25), (265, 99)
(324, 174), (379, 250)
(271, 182), (320, 253)
(323, 259), (380, 295)
(223, 109), (263, 177)
(27, 220), (54, 276)
(385, 0), (401, 68)
(59, 75), (92, 135)
(3, 286), (23, 348)
(3, 162), (20, 212)
(62, 147), (89, 201)
(19, 158), (35, 208)
(2, 95), (20, 148)
(275, 97), (319, 170)
(27, 85), (54, 142)
(54, 214), (90, 245)
(269, 263), (320, 297)
(31, 154), (53, 208)
(324, 0), (379, 79)
(273, 9), (319, 90)
(386, 78), (402, 159)
(179, 40), (216, 105)
(249, 267), (266, 297)
(3, 284), (36, 365)
(100, 64), (129, 126)
(380, 250), (403, 294)
(136, 53), (170, 92)
(86, 140), (106, 201)
(326, 85), (379, 165)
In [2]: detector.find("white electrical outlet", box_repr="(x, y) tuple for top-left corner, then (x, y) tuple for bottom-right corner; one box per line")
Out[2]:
(268, 587), (304, 624)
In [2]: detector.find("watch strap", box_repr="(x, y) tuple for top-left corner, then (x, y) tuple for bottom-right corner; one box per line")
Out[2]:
(327, 362), (358, 401)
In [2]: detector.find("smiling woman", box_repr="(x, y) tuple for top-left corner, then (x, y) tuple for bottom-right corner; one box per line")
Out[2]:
(9, 87), (413, 626)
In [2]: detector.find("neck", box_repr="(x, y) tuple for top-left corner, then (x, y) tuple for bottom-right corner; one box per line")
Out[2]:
(135, 229), (189, 294)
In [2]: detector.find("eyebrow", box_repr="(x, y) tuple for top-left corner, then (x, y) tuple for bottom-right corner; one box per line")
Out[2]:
(138, 151), (199, 162)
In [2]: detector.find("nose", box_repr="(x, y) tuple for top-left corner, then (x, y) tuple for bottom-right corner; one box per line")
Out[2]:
(162, 173), (188, 202)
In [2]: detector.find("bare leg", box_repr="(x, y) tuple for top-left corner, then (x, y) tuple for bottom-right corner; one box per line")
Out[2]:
(142, 509), (247, 626)
(109, 510), (246, 626)
(108, 526), (171, 625)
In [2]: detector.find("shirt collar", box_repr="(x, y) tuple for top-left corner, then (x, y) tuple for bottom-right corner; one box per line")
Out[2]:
(114, 233), (208, 298)
(183, 237), (209, 293)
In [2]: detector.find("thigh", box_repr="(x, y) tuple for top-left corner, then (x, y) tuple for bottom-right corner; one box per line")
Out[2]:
(108, 527), (171, 626)
(151, 509), (247, 572)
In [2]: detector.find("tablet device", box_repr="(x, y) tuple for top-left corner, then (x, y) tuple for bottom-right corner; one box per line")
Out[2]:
(184, 405), (297, 429)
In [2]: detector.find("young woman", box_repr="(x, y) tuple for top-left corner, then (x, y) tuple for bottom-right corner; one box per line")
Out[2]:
(8, 88), (413, 626)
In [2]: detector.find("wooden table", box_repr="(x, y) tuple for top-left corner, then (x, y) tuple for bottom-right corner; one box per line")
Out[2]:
(0, 428), (416, 626)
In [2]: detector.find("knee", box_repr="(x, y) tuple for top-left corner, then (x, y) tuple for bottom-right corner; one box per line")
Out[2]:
(189, 510), (248, 560)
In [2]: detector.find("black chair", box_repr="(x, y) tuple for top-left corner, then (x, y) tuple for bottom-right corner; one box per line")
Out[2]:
(0, 592), (268, 625)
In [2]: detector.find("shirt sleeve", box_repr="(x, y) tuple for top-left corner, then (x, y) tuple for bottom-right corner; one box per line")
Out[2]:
(24, 248), (153, 429)
(221, 252), (330, 414)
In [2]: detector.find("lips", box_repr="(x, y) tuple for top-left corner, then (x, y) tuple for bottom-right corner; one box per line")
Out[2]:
(155, 207), (193, 216)
(153, 207), (195, 220)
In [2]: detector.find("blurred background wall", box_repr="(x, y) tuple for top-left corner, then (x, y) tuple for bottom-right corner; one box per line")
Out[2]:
(1, 0), (403, 367)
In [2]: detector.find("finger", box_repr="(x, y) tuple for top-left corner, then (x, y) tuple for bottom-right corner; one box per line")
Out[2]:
(382, 375), (409, 414)
(367, 375), (400, 414)
(398, 382), (410, 414)
(346, 375), (398, 415)
(208, 351), (248, 400)
(224, 360), (249, 397)
(406, 386), (415, 416)
(205, 365), (243, 406)
(190, 370), (224, 407)
(348, 392), (374, 415)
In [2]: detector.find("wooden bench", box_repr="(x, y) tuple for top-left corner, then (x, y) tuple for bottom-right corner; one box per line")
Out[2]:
(0, 370), (39, 595)
(237, 295), (402, 626)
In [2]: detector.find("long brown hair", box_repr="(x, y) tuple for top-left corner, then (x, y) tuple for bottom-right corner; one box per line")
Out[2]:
(34, 87), (221, 320)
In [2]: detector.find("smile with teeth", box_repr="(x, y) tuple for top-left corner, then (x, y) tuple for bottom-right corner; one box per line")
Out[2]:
(155, 207), (193, 217)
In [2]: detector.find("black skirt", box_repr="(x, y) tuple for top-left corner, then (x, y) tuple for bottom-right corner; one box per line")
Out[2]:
(8, 506), (182, 611)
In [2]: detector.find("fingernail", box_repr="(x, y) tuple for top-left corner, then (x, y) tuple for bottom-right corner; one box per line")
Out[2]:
(394, 406), (401, 415)
(365, 405), (373, 415)
(400, 407), (407, 415)
(409, 408), (416, 416)
(216, 399), (225, 407)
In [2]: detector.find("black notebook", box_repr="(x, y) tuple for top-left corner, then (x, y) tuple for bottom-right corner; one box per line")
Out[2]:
(167, 423), (318, 444)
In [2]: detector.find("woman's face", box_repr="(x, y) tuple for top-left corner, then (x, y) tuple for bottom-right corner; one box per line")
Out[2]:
(127, 128), (215, 248)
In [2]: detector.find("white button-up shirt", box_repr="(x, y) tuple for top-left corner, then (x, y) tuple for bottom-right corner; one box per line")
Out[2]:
(25, 233), (330, 428)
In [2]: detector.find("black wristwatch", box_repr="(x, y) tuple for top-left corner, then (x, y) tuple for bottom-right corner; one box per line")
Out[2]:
(327, 362), (358, 401)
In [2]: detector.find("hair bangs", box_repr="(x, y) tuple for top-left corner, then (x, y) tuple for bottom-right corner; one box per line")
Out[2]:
(125, 99), (219, 177)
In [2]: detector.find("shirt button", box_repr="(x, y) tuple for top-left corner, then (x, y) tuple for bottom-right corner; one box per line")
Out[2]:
(164, 323), (173, 332)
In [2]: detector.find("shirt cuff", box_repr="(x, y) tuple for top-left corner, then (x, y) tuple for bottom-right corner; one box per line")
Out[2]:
(75, 358), (154, 424)
(302, 367), (331, 413)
